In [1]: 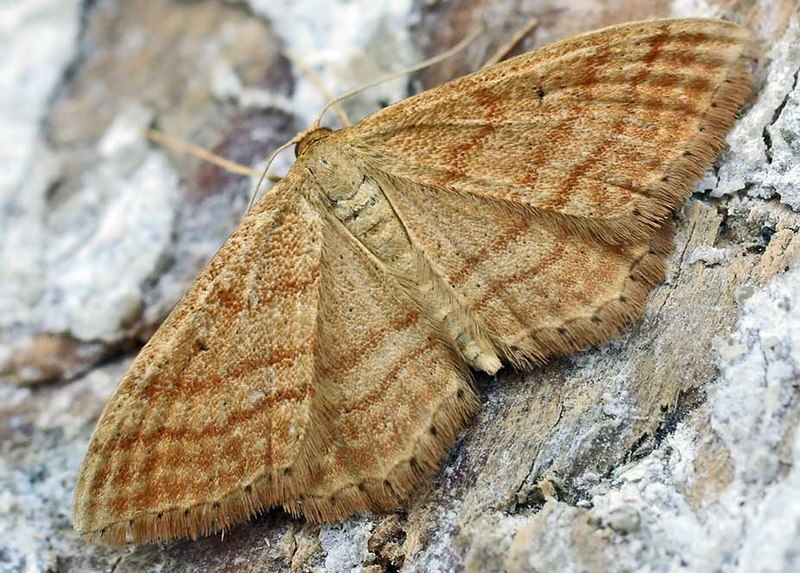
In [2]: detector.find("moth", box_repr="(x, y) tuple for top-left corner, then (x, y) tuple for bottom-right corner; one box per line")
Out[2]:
(73, 18), (756, 544)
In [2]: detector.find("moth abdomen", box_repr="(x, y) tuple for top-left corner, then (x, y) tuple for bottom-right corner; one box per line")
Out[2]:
(307, 148), (502, 374)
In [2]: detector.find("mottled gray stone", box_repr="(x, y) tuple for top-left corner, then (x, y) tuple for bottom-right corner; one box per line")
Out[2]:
(1, 1), (799, 572)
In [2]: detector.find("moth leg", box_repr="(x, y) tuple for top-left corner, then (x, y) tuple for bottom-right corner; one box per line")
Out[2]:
(481, 15), (539, 68)
(146, 128), (282, 182)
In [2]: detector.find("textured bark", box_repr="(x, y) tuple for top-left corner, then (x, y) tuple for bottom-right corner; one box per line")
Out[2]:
(1, 0), (799, 571)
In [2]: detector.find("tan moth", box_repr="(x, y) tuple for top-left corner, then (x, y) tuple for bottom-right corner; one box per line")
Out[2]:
(73, 18), (757, 544)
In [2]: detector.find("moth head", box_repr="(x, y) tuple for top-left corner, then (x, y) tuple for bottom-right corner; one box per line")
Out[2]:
(294, 127), (334, 158)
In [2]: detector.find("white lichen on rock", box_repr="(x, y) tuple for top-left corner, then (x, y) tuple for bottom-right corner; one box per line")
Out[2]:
(44, 106), (179, 341)
(688, 245), (731, 267)
(714, 15), (800, 211)
(0, 361), (127, 572)
(0, 0), (81, 328)
(246, 0), (416, 126)
(507, 262), (800, 572)
(318, 519), (374, 572)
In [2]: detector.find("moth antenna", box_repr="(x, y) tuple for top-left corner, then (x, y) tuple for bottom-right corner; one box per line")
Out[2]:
(314, 23), (486, 128)
(481, 16), (539, 68)
(284, 50), (351, 127)
(145, 128), (282, 182)
(248, 136), (300, 210)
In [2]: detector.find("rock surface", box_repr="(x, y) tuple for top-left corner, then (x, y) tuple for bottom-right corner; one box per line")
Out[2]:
(1, 0), (799, 571)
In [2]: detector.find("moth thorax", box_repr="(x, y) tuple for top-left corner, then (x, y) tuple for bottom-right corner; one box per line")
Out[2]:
(308, 149), (364, 202)
(294, 126), (333, 158)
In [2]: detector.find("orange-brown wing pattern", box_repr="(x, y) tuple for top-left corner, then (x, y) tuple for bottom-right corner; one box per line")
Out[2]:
(283, 207), (478, 521)
(73, 17), (758, 545)
(73, 174), (479, 543)
(73, 175), (327, 544)
(373, 175), (673, 366)
(348, 18), (756, 243)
